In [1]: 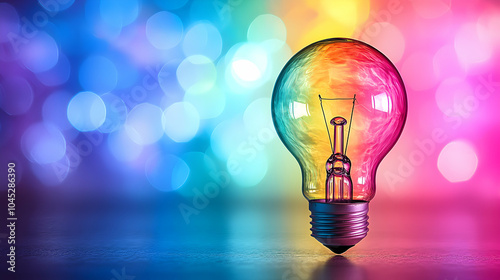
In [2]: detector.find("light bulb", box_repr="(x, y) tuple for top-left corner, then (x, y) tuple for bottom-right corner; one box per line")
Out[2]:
(272, 38), (407, 254)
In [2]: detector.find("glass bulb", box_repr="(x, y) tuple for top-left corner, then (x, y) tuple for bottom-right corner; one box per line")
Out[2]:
(272, 38), (407, 253)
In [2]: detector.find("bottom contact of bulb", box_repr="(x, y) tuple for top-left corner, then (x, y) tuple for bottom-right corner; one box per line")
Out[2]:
(309, 201), (369, 254)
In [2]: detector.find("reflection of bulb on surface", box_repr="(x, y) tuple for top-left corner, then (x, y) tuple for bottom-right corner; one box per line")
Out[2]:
(272, 38), (407, 254)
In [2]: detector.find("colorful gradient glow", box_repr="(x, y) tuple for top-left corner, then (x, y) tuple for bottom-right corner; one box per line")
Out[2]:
(0, 0), (499, 278)
(0, 0), (497, 207)
(273, 38), (407, 202)
(0, 0), (495, 200)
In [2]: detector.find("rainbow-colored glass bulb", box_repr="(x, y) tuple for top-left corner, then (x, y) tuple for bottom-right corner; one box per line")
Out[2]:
(272, 38), (407, 253)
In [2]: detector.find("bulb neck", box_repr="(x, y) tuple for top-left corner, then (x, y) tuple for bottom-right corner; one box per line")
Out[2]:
(309, 200), (369, 254)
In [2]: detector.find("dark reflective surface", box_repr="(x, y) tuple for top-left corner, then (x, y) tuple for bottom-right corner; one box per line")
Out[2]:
(313, 256), (367, 280)
(9, 189), (500, 280)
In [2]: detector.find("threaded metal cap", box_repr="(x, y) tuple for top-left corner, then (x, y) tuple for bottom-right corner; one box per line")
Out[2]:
(309, 200), (369, 254)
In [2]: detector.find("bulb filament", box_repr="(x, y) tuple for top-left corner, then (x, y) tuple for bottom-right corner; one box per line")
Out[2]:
(318, 94), (356, 203)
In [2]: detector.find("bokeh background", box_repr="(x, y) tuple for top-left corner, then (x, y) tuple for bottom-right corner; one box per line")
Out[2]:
(1, 0), (500, 279)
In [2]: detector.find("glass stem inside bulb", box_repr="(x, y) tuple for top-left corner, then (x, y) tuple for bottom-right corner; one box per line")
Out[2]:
(326, 117), (353, 203)
(333, 123), (344, 155)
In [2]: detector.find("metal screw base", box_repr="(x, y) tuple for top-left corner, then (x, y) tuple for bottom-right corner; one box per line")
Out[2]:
(309, 200), (369, 254)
